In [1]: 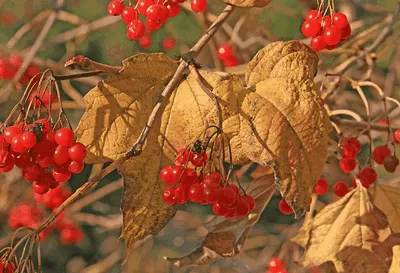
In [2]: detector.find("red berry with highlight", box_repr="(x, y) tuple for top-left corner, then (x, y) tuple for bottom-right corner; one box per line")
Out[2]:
(301, 20), (321, 37)
(121, 7), (138, 24)
(323, 26), (342, 45)
(305, 10), (321, 20)
(268, 257), (284, 271)
(163, 186), (176, 204)
(188, 183), (204, 203)
(108, 0), (124, 16)
(278, 198), (293, 215)
(217, 44), (232, 60)
(339, 158), (356, 173)
(310, 35), (326, 51)
(191, 0), (207, 13)
(55, 128), (75, 147)
(332, 12), (349, 29)
(21, 132), (37, 148)
(127, 20), (145, 40)
(68, 142), (87, 162)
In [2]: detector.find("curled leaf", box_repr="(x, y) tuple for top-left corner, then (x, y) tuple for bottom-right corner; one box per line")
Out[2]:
(389, 245), (400, 273)
(221, 0), (271, 7)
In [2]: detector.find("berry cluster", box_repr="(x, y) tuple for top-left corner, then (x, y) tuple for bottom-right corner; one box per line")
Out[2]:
(7, 202), (42, 230)
(265, 257), (288, 273)
(107, 0), (207, 41)
(339, 137), (361, 173)
(373, 145), (399, 173)
(0, 120), (87, 194)
(217, 44), (239, 68)
(301, 9), (351, 51)
(161, 148), (256, 219)
(0, 261), (15, 273)
(0, 54), (41, 83)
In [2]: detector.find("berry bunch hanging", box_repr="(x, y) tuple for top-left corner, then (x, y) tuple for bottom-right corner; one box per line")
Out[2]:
(0, 72), (87, 195)
(0, 54), (41, 84)
(107, 0), (207, 41)
(0, 260), (15, 273)
(301, 1), (352, 51)
(161, 147), (256, 219)
(217, 44), (239, 68)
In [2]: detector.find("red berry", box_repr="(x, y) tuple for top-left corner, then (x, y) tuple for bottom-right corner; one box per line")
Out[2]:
(46, 130), (56, 143)
(139, 36), (152, 49)
(188, 183), (204, 203)
(127, 20), (145, 40)
(165, 1), (180, 17)
(53, 145), (70, 165)
(394, 129), (400, 143)
(321, 16), (332, 30)
(14, 153), (31, 168)
(343, 137), (361, 153)
(223, 55), (239, 67)
(55, 128), (75, 147)
(268, 257), (284, 271)
(372, 145), (391, 164)
(333, 181), (349, 197)
(176, 148), (193, 164)
(202, 171), (221, 188)
(34, 119), (50, 133)
(341, 144), (357, 158)
(339, 157), (356, 173)
(180, 168), (198, 186)
(107, 0), (124, 16)
(310, 35), (326, 51)
(358, 167), (377, 186)
(278, 198), (293, 215)
(314, 178), (328, 195)
(121, 6), (138, 24)
(21, 131), (37, 148)
(22, 163), (40, 180)
(323, 26), (342, 45)
(0, 262), (15, 273)
(4, 125), (22, 144)
(0, 152), (14, 173)
(212, 202), (230, 216)
(235, 197), (250, 217)
(218, 187), (238, 207)
(191, 151), (208, 167)
(60, 226), (84, 244)
(11, 135), (28, 154)
(174, 184), (188, 204)
(340, 24), (351, 41)
(191, 0), (207, 13)
(146, 4), (164, 21)
(137, 0), (157, 15)
(32, 180), (49, 194)
(301, 20), (321, 37)
(244, 195), (256, 211)
(163, 186), (176, 204)
(146, 18), (162, 30)
(160, 166), (176, 184)
(332, 12), (349, 29)
(68, 142), (87, 161)
(52, 165), (71, 182)
(217, 44), (233, 60)
(68, 160), (84, 174)
(203, 186), (218, 204)
(162, 37), (176, 51)
(230, 184), (240, 195)
(305, 10), (321, 20)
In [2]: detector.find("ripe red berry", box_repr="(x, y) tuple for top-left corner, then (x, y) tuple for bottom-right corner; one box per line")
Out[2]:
(342, 137), (361, 153)
(321, 16), (332, 30)
(174, 184), (188, 204)
(127, 20), (145, 40)
(310, 35), (326, 51)
(305, 10), (321, 21)
(223, 56), (239, 67)
(244, 195), (256, 211)
(121, 6), (138, 24)
(202, 171), (221, 188)
(372, 145), (391, 164)
(160, 165), (184, 184)
(14, 153), (31, 168)
(162, 37), (176, 51)
(235, 197), (250, 217)
(218, 187), (238, 207)
(0, 152), (14, 173)
(55, 128), (75, 147)
(383, 155), (399, 173)
(211, 202), (230, 216)
(191, 151), (208, 167)
(188, 183), (204, 203)
(34, 119), (50, 133)
(314, 178), (328, 195)
(60, 226), (84, 244)
(137, 0), (157, 15)
(21, 131), (37, 148)
(46, 130), (56, 143)
(203, 186), (218, 204)
(139, 36), (152, 49)
(332, 12), (349, 29)
(11, 135), (28, 154)
(0, 261), (15, 273)
(68, 142), (87, 162)
(180, 168), (198, 186)
(217, 44), (233, 60)
(165, 1), (180, 17)
(68, 160), (84, 174)
(32, 180), (49, 194)
(278, 198), (293, 215)
(394, 129), (400, 143)
(339, 157), (356, 173)
(301, 20), (321, 37)
(341, 144), (357, 158)
(146, 4), (164, 21)
(323, 26), (342, 45)
(22, 163), (40, 181)
(163, 186), (176, 204)
(176, 148), (193, 164)
(268, 257), (284, 271)
(191, 0), (207, 13)
(53, 145), (70, 165)
(4, 125), (22, 144)
(333, 181), (349, 197)
(358, 167), (377, 186)
(108, 0), (124, 16)
(52, 165), (71, 182)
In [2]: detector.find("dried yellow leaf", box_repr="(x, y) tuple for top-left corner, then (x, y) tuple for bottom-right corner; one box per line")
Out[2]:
(221, 0), (271, 7)
(389, 245), (400, 273)
(369, 184), (400, 232)
(293, 185), (393, 272)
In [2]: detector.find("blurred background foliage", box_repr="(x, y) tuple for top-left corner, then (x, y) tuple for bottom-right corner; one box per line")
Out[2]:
(0, 0), (399, 272)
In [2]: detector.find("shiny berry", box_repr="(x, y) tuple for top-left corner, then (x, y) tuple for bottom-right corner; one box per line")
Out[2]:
(68, 142), (87, 161)
(333, 181), (349, 197)
(340, 24), (351, 40)
(341, 144), (357, 158)
(305, 10), (321, 20)
(301, 20), (321, 37)
(212, 202), (230, 216)
(108, 0), (124, 16)
(191, 151), (208, 167)
(165, 1), (180, 17)
(121, 6), (138, 24)
(310, 35), (326, 51)
(323, 26), (342, 45)
(69, 161), (84, 174)
(32, 180), (49, 194)
(339, 158), (356, 173)
(332, 12), (349, 29)
(55, 128), (75, 147)
(217, 44), (233, 60)
(127, 20), (145, 40)
(358, 167), (377, 186)
(188, 183), (204, 203)
(4, 125), (22, 144)
(235, 197), (250, 217)
(278, 198), (293, 215)
(163, 186), (175, 204)
(53, 145), (70, 165)
(21, 132), (37, 148)
(218, 187), (238, 207)
(52, 165), (71, 182)
(22, 163), (40, 180)
(203, 186), (218, 204)
(268, 257), (284, 271)
(191, 0), (207, 13)
(176, 148), (193, 164)
(174, 184), (188, 204)
(321, 16), (332, 30)
(394, 129), (400, 143)
(202, 171), (221, 188)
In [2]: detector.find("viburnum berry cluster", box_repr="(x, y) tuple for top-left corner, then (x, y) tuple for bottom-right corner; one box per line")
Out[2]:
(301, 3), (352, 51)
(265, 257), (289, 273)
(107, 0), (207, 41)
(0, 54), (41, 84)
(217, 44), (239, 68)
(0, 260), (15, 273)
(0, 72), (87, 195)
(161, 142), (256, 219)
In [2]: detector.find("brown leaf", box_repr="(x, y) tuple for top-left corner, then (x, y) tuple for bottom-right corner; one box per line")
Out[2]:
(369, 184), (400, 232)
(165, 174), (275, 266)
(245, 40), (319, 86)
(76, 53), (179, 251)
(250, 164), (273, 179)
(293, 185), (393, 272)
(389, 245), (400, 273)
(221, 0), (271, 7)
